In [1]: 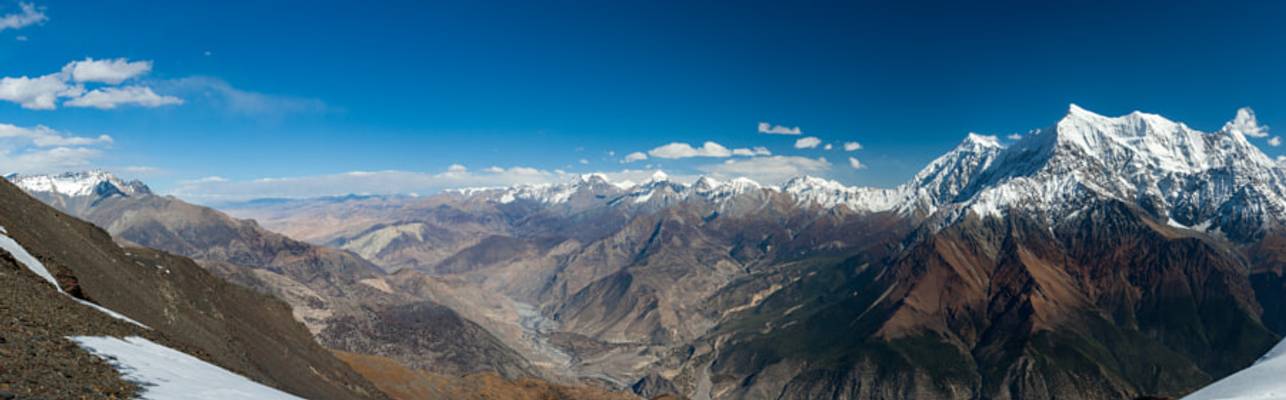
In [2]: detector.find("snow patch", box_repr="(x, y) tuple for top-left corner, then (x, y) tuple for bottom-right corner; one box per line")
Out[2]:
(0, 232), (60, 290)
(69, 336), (304, 400)
(1183, 338), (1286, 399)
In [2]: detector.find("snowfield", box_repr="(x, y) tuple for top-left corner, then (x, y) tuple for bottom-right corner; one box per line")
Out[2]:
(1184, 339), (1286, 399)
(70, 336), (304, 400)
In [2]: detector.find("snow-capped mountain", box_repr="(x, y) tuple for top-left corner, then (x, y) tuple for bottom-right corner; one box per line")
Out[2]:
(447, 172), (627, 206)
(896, 132), (1004, 214)
(7, 170), (151, 198)
(779, 175), (902, 212)
(922, 104), (1286, 240)
(442, 104), (1286, 242)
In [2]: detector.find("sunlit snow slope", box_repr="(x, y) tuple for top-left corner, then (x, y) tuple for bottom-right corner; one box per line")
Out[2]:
(70, 336), (305, 400)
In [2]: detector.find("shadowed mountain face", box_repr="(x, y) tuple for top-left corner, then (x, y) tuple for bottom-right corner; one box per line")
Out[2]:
(693, 201), (1275, 399)
(0, 178), (386, 399)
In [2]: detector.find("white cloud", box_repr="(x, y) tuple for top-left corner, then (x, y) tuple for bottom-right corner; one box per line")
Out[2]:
(843, 141), (862, 151)
(824, 143), (833, 150)
(645, 141), (774, 160)
(758, 122), (801, 135)
(794, 136), (821, 149)
(848, 157), (865, 169)
(0, 2), (46, 31)
(699, 156), (831, 184)
(65, 86), (182, 109)
(622, 151), (648, 163)
(0, 57), (181, 110)
(1006, 133), (1022, 141)
(62, 58), (153, 84)
(446, 164), (467, 173)
(0, 123), (114, 174)
(1224, 107), (1270, 138)
(649, 141), (732, 159)
(731, 146), (771, 157)
(1270, 136), (1282, 147)
(579, 158), (589, 165)
(0, 73), (80, 110)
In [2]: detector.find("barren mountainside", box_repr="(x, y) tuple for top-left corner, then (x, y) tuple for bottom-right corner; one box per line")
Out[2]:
(0, 177), (386, 399)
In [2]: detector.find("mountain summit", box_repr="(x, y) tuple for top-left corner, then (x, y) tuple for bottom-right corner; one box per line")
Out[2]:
(8, 170), (151, 198)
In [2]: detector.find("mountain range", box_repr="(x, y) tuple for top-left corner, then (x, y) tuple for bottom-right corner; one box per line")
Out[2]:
(9, 105), (1286, 399)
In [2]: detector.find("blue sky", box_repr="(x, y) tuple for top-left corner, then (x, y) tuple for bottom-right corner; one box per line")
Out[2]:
(1, 0), (1285, 202)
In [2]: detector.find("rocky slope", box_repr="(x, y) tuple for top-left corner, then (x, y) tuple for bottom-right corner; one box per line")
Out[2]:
(0, 177), (386, 399)
(8, 172), (540, 382)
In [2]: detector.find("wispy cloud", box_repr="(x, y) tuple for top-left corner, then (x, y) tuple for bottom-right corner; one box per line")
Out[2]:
(758, 121), (802, 135)
(159, 76), (328, 117)
(0, 2), (46, 31)
(843, 141), (862, 151)
(1270, 136), (1281, 147)
(0, 122), (113, 174)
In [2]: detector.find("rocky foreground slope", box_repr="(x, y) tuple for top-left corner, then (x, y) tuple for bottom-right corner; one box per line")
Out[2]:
(0, 177), (385, 398)
(7, 171), (542, 384)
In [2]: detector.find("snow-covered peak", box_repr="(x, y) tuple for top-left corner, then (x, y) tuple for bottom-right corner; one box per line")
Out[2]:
(960, 132), (1002, 150)
(691, 176), (724, 192)
(938, 105), (1286, 240)
(449, 172), (629, 205)
(646, 170), (670, 183)
(782, 175), (850, 194)
(898, 132), (1005, 213)
(783, 175), (902, 212)
(8, 170), (151, 198)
